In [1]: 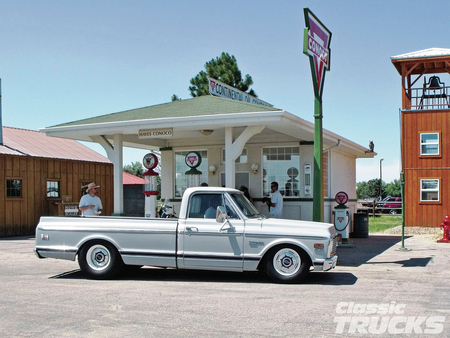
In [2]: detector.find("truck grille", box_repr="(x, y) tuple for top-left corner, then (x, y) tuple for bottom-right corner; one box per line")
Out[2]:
(328, 235), (338, 257)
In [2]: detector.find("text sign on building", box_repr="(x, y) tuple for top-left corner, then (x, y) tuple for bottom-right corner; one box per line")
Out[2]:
(64, 205), (79, 216)
(208, 78), (273, 107)
(138, 128), (173, 139)
(303, 8), (332, 99)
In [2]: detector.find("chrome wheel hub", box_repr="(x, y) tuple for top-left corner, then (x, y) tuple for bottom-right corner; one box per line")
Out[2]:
(86, 245), (111, 270)
(274, 249), (301, 276)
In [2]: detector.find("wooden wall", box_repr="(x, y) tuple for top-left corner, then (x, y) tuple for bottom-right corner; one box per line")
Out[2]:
(0, 154), (113, 237)
(402, 109), (449, 227)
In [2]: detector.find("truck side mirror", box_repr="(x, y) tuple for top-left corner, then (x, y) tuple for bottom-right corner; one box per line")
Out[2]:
(216, 206), (227, 223)
(216, 206), (235, 231)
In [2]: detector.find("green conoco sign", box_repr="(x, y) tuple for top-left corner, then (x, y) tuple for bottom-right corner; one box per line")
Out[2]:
(303, 8), (332, 222)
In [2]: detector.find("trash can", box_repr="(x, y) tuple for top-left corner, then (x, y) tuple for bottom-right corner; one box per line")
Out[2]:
(352, 213), (369, 238)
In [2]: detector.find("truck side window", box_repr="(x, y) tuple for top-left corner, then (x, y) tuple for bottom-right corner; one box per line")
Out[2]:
(188, 194), (223, 218)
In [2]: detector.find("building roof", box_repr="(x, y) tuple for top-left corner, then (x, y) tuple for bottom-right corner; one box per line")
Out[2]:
(41, 95), (375, 159)
(0, 126), (111, 163)
(50, 95), (281, 128)
(391, 48), (450, 60)
(391, 48), (450, 76)
(123, 171), (145, 185)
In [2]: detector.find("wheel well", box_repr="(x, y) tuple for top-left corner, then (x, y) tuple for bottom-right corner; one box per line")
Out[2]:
(257, 243), (312, 271)
(77, 238), (121, 260)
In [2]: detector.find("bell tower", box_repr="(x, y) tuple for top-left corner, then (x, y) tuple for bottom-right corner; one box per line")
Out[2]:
(391, 48), (450, 228)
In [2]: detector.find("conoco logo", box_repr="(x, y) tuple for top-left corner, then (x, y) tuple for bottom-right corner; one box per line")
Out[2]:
(335, 191), (348, 205)
(187, 155), (198, 165)
(210, 80), (216, 92)
(303, 9), (331, 98)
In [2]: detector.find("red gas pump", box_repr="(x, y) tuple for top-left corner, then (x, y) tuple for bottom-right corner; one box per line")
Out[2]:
(142, 153), (159, 218)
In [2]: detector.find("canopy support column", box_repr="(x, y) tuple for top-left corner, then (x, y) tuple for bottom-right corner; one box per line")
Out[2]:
(91, 134), (124, 215)
(224, 125), (265, 188)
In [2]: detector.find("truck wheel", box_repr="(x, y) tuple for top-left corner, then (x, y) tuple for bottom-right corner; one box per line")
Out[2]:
(78, 241), (124, 279)
(265, 246), (310, 283)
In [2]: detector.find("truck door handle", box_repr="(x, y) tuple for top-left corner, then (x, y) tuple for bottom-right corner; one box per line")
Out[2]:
(186, 227), (198, 232)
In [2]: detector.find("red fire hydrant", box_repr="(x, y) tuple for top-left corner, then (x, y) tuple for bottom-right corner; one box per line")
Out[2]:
(437, 214), (450, 243)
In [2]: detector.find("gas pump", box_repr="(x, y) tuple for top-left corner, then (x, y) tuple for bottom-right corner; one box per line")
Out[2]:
(142, 153), (159, 218)
(185, 151), (202, 188)
(333, 191), (350, 242)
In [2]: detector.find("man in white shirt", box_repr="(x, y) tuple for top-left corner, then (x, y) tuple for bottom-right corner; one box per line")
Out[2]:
(79, 182), (103, 216)
(270, 181), (283, 218)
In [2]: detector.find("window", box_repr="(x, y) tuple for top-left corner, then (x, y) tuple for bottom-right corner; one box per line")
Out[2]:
(262, 147), (300, 197)
(420, 179), (439, 202)
(47, 181), (60, 198)
(187, 193), (223, 218)
(420, 133), (439, 155)
(6, 179), (22, 198)
(220, 172), (249, 190)
(221, 148), (248, 164)
(175, 150), (208, 197)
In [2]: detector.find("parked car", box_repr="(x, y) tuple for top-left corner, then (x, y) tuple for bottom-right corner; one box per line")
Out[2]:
(376, 197), (402, 214)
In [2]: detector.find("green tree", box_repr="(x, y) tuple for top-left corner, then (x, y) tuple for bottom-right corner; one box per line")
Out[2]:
(357, 179), (385, 199)
(171, 94), (181, 101)
(189, 52), (257, 98)
(384, 179), (401, 197)
(123, 161), (144, 178)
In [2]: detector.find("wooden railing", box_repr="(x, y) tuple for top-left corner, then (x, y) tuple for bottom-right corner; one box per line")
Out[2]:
(409, 86), (450, 110)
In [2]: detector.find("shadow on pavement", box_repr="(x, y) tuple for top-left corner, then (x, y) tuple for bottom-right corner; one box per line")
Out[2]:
(365, 257), (433, 267)
(50, 267), (357, 285)
(337, 235), (413, 267)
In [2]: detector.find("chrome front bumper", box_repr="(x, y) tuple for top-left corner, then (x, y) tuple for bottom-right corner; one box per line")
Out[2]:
(313, 254), (338, 271)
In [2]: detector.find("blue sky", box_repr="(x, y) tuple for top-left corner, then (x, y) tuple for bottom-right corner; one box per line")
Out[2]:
(2, 0), (449, 183)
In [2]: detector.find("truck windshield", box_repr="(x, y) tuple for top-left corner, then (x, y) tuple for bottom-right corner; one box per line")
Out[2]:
(229, 193), (264, 218)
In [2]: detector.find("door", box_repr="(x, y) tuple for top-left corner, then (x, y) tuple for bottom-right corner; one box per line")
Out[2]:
(182, 193), (245, 270)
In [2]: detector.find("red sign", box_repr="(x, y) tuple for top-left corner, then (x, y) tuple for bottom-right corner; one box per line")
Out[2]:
(303, 8), (332, 98)
(143, 153), (158, 170)
(335, 191), (349, 205)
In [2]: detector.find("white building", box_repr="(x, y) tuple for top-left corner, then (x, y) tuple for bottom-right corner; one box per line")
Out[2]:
(41, 95), (375, 222)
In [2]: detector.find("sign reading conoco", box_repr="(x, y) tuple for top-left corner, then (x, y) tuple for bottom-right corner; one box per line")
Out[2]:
(303, 8), (332, 99)
(302, 8), (332, 223)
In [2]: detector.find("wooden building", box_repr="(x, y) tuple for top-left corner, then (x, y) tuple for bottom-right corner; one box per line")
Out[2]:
(391, 48), (450, 227)
(0, 126), (113, 237)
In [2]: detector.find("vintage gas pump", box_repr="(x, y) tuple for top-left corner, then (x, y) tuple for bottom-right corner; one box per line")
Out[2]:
(333, 191), (350, 242)
(142, 153), (159, 218)
(185, 151), (202, 188)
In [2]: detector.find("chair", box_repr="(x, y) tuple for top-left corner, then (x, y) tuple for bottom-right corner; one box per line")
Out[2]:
(419, 76), (450, 109)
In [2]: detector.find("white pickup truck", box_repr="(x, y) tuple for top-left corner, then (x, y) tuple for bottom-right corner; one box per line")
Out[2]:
(35, 187), (338, 283)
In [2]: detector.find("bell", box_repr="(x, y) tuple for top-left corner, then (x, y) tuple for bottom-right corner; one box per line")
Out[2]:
(428, 76), (441, 89)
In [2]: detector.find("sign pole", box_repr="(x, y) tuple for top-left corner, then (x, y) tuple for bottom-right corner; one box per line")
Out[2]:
(313, 96), (324, 221)
(303, 8), (331, 222)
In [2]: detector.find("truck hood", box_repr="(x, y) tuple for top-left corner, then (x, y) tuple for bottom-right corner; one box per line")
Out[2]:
(258, 218), (337, 238)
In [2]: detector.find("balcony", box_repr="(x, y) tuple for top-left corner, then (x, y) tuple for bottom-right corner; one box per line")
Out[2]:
(409, 76), (450, 110)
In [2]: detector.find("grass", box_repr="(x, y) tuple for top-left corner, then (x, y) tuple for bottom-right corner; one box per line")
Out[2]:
(369, 215), (402, 232)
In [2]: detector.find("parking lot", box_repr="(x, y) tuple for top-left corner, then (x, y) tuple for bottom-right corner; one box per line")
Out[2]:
(1, 234), (449, 337)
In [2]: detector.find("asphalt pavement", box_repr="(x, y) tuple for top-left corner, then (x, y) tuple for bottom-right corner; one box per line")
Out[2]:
(0, 233), (449, 337)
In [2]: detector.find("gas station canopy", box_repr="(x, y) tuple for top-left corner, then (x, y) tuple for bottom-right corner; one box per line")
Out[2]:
(41, 95), (372, 158)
